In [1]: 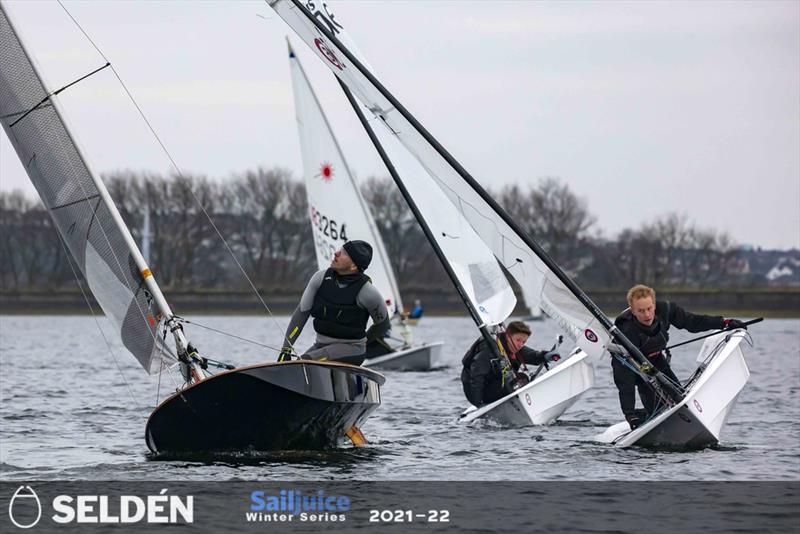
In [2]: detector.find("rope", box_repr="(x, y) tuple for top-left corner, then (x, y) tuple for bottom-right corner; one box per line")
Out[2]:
(55, 0), (288, 340)
(178, 318), (281, 353)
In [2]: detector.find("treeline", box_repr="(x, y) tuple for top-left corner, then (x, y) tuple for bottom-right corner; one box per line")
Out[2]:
(0, 168), (753, 294)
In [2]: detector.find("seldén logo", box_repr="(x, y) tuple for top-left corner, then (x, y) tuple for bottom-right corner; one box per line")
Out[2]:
(7, 486), (194, 528)
(9, 486), (42, 529)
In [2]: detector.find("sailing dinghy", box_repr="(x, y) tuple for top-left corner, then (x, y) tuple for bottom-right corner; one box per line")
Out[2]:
(595, 329), (750, 448)
(271, 1), (598, 426)
(287, 40), (444, 371)
(0, 2), (384, 453)
(269, 0), (740, 431)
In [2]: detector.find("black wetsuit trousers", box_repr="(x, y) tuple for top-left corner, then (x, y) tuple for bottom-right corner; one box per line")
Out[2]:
(612, 353), (681, 416)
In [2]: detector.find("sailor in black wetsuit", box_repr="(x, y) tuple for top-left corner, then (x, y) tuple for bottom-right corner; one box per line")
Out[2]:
(613, 284), (747, 429)
(278, 240), (390, 366)
(460, 321), (561, 407)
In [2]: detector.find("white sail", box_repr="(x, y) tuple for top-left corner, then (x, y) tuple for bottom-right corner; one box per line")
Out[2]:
(289, 43), (517, 326)
(0, 5), (174, 373)
(288, 42), (401, 313)
(270, 0), (611, 357)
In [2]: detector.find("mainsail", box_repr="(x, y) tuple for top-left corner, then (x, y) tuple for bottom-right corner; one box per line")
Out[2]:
(288, 42), (516, 326)
(269, 0), (611, 356)
(288, 42), (402, 314)
(0, 5), (174, 373)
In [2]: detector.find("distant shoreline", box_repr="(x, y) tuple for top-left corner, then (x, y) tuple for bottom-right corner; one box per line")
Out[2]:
(1, 288), (798, 318)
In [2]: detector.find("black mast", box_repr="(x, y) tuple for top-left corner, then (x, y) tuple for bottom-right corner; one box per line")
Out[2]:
(337, 78), (518, 393)
(288, 0), (682, 405)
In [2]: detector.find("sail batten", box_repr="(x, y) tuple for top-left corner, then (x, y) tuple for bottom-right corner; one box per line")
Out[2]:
(0, 5), (174, 373)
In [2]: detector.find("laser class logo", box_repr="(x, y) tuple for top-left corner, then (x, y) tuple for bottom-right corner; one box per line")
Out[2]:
(9, 486), (42, 529)
(316, 162), (334, 182)
(247, 489), (350, 523)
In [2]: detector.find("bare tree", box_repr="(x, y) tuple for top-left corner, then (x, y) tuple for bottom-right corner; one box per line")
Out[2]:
(498, 177), (596, 267)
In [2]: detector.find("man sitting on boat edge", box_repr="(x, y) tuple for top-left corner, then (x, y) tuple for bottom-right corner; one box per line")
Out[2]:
(613, 284), (747, 430)
(461, 321), (560, 407)
(278, 240), (390, 366)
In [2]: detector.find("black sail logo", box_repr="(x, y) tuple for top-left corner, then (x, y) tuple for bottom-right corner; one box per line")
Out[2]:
(8, 485), (42, 529)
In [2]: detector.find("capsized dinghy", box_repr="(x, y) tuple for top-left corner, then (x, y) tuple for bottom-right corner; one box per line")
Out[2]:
(146, 361), (384, 453)
(459, 348), (594, 426)
(595, 329), (751, 449)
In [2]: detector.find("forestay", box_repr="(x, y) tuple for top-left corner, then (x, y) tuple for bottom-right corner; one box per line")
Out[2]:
(269, 0), (611, 355)
(289, 42), (516, 326)
(0, 5), (173, 373)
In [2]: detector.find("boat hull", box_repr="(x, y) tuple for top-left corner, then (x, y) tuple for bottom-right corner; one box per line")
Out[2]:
(363, 342), (445, 371)
(145, 361), (385, 453)
(459, 351), (595, 427)
(595, 330), (750, 449)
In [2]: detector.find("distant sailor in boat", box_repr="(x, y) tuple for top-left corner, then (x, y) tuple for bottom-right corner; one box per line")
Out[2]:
(278, 240), (391, 365)
(612, 284), (747, 429)
(460, 321), (561, 407)
(409, 299), (424, 320)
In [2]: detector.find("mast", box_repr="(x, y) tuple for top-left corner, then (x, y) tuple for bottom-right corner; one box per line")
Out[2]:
(0, 3), (203, 382)
(338, 79), (518, 392)
(280, 0), (682, 403)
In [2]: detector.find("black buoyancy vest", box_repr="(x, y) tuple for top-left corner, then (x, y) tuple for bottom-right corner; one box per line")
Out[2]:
(615, 301), (672, 358)
(311, 268), (371, 340)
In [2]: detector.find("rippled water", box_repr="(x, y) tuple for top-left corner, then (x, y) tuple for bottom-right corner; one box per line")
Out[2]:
(1, 315), (798, 481)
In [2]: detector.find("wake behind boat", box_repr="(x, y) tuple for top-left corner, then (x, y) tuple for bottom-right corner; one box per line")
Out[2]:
(146, 360), (384, 453)
(595, 329), (751, 449)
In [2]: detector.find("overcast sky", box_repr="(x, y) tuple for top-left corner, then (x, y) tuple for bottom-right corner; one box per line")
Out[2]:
(1, 1), (798, 250)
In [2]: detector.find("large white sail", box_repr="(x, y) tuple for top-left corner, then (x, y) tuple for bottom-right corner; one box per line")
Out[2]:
(288, 42), (401, 313)
(270, 0), (611, 357)
(289, 42), (516, 326)
(0, 5), (174, 373)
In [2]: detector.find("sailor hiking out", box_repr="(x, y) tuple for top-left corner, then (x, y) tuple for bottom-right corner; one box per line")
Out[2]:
(461, 321), (561, 407)
(279, 240), (391, 366)
(612, 284), (747, 429)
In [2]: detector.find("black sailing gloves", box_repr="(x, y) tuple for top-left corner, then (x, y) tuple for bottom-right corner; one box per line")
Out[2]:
(724, 318), (747, 330)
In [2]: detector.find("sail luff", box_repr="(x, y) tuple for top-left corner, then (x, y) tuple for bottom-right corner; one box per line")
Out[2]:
(0, 3), (181, 373)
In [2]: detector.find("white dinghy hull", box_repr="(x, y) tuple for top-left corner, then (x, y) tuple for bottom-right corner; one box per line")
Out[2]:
(363, 341), (445, 371)
(459, 351), (595, 427)
(595, 330), (750, 449)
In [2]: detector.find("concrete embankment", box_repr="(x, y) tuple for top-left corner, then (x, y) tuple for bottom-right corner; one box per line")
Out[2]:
(1, 288), (798, 317)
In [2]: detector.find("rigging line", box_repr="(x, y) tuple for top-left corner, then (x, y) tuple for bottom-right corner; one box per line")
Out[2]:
(9, 62), (110, 128)
(56, 0), (287, 340)
(177, 319), (280, 352)
(55, 231), (143, 412)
